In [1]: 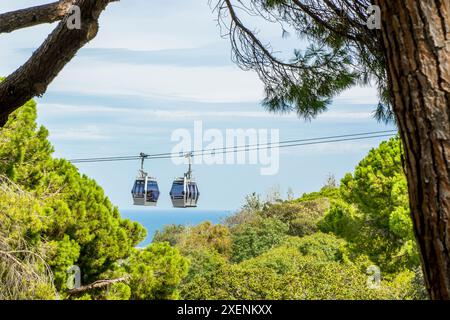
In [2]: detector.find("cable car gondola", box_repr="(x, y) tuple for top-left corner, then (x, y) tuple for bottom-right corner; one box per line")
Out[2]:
(131, 153), (160, 206)
(169, 153), (199, 208)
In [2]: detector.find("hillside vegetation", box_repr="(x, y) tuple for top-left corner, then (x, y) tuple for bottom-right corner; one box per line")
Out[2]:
(0, 101), (426, 299)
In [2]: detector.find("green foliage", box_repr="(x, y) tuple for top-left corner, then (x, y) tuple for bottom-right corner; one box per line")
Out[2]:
(152, 224), (230, 286)
(282, 233), (347, 263)
(182, 248), (227, 284)
(241, 192), (264, 212)
(183, 249), (385, 300)
(125, 243), (189, 300)
(383, 268), (428, 300)
(340, 137), (405, 224)
(221, 0), (392, 122)
(295, 186), (340, 203)
(35, 158), (147, 282)
(0, 178), (56, 299)
(318, 199), (361, 241)
(262, 45), (360, 120)
(262, 199), (328, 236)
(152, 224), (185, 246)
(335, 137), (419, 272)
(0, 102), (163, 299)
(176, 222), (232, 257)
(0, 100), (53, 189)
(182, 231), (424, 300)
(1, 102), (424, 300)
(47, 235), (80, 290)
(181, 263), (281, 300)
(104, 282), (132, 300)
(230, 217), (288, 263)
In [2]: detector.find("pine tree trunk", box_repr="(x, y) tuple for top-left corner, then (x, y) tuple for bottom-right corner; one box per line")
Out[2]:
(376, 0), (450, 299)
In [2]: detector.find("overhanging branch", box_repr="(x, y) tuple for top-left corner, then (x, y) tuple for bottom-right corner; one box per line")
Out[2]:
(0, 0), (74, 34)
(0, 0), (117, 127)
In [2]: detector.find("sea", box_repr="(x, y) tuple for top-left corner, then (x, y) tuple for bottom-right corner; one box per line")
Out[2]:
(120, 208), (233, 246)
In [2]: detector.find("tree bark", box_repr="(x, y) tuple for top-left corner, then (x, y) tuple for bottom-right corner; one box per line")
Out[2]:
(376, 0), (450, 299)
(0, 0), (116, 127)
(0, 0), (73, 34)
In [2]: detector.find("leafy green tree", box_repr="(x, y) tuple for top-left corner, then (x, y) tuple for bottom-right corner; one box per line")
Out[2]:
(103, 283), (132, 300)
(318, 199), (361, 242)
(0, 177), (56, 299)
(177, 222), (232, 257)
(0, 102), (146, 293)
(0, 100), (53, 189)
(230, 217), (288, 263)
(340, 137), (404, 224)
(182, 248), (385, 300)
(47, 235), (80, 291)
(282, 233), (347, 263)
(212, 0), (449, 298)
(322, 137), (419, 272)
(181, 248), (227, 284)
(223, 193), (265, 230)
(183, 233), (424, 300)
(125, 243), (189, 300)
(241, 192), (264, 212)
(262, 199), (328, 236)
(383, 269), (428, 300)
(153, 224), (229, 287)
(295, 186), (340, 203)
(152, 224), (185, 246)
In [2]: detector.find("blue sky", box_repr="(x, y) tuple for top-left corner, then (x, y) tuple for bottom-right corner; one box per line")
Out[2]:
(0, 1), (395, 211)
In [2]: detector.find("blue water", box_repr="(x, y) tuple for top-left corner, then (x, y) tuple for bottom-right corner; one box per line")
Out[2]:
(120, 208), (233, 246)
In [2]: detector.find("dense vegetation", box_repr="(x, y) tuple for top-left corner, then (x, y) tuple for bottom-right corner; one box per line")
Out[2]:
(0, 101), (426, 299)
(155, 148), (426, 299)
(0, 102), (188, 299)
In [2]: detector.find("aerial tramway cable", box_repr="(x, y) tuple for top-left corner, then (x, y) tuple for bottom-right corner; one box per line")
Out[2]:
(68, 130), (397, 164)
(68, 130), (397, 208)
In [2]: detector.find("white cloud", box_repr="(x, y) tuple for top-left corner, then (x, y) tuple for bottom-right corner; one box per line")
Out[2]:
(49, 126), (109, 141)
(46, 122), (168, 142)
(47, 61), (264, 103)
(38, 102), (375, 123)
(89, 0), (224, 50)
(39, 103), (268, 119)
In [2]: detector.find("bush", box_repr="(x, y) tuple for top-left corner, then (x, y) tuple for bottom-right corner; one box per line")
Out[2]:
(183, 250), (390, 300)
(282, 233), (347, 263)
(336, 137), (419, 272)
(230, 218), (288, 263)
(182, 248), (227, 284)
(152, 224), (185, 246)
(318, 199), (361, 241)
(125, 242), (189, 300)
(177, 222), (232, 257)
(262, 200), (328, 236)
